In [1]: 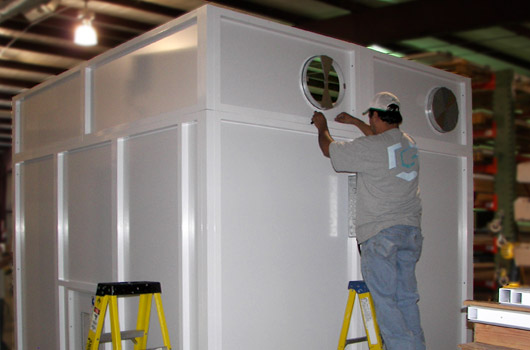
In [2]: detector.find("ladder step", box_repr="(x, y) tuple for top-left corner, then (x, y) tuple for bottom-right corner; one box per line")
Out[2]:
(96, 281), (162, 296)
(100, 329), (144, 343)
(346, 336), (368, 345)
(145, 347), (168, 350)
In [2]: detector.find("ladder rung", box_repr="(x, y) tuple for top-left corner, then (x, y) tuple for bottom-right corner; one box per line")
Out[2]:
(96, 281), (161, 296)
(100, 329), (144, 343)
(145, 347), (168, 350)
(346, 336), (368, 345)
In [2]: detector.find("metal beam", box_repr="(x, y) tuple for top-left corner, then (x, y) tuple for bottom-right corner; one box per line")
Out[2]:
(0, 58), (65, 75)
(208, 0), (308, 24)
(1, 17), (133, 47)
(0, 92), (16, 100)
(0, 0), (50, 23)
(55, 6), (158, 33)
(296, 0), (530, 46)
(101, 0), (184, 17)
(437, 34), (530, 71)
(0, 33), (97, 60)
(311, 0), (367, 14)
(504, 24), (530, 40)
(0, 77), (37, 88)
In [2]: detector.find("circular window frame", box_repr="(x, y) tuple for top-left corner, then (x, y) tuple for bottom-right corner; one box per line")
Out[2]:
(301, 55), (345, 110)
(426, 86), (459, 133)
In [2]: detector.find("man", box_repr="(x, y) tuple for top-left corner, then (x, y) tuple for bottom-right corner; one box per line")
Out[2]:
(312, 92), (425, 350)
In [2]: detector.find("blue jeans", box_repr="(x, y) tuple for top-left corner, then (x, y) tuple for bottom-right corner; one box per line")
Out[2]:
(360, 225), (425, 350)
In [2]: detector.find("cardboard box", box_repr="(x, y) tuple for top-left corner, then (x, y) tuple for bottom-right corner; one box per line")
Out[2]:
(514, 243), (530, 266)
(517, 162), (530, 183)
(514, 197), (530, 221)
(474, 177), (494, 193)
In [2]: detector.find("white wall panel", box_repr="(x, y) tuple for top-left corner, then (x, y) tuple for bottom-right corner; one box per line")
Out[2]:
(219, 17), (352, 116)
(92, 23), (199, 132)
(67, 289), (94, 350)
(373, 56), (467, 145)
(63, 143), (113, 283)
(17, 72), (83, 152)
(122, 126), (189, 347)
(17, 157), (59, 349)
(220, 121), (352, 349)
(417, 151), (467, 349)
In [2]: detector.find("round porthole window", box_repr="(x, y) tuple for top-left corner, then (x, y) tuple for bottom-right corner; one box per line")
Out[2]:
(302, 55), (344, 110)
(426, 87), (459, 133)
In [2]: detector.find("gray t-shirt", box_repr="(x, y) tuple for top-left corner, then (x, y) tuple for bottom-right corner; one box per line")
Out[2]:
(329, 128), (421, 243)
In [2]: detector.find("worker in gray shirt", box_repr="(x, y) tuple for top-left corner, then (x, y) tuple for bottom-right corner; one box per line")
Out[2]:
(312, 92), (425, 350)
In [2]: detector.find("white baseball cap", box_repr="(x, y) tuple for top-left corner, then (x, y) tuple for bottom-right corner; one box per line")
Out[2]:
(362, 92), (400, 115)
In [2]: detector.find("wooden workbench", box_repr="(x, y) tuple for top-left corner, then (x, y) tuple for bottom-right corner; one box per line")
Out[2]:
(459, 300), (530, 350)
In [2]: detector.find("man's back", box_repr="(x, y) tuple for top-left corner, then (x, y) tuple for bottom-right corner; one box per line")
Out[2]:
(329, 128), (421, 243)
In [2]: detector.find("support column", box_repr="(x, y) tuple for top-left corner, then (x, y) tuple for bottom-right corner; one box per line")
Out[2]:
(493, 69), (516, 242)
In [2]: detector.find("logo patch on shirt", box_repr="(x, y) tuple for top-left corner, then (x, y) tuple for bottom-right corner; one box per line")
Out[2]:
(387, 142), (418, 181)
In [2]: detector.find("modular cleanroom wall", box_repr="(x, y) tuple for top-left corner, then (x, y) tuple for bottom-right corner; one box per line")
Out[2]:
(13, 5), (472, 350)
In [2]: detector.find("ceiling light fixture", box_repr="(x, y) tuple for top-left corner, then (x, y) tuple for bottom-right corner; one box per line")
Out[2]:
(74, 0), (97, 46)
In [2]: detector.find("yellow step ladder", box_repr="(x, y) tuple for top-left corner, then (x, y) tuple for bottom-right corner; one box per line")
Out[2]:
(85, 281), (172, 350)
(338, 281), (383, 350)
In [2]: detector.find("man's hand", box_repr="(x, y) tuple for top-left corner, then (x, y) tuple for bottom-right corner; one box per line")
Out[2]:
(311, 111), (333, 158)
(335, 111), (374, 136)
(335, 112), (356, 124)
(312, 111), (328, 131)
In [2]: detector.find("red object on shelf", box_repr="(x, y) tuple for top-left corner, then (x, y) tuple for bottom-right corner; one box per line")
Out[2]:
(473, 121), (497, 140)
(472, 72), (496, 90)
(516, 154), (530, 163)
(474, 243), (495, 254)
(492, 235), (499, 254)
(473, 279), (497, 290)
(474, 157), (498, 175)
(492, 194), (498, 212)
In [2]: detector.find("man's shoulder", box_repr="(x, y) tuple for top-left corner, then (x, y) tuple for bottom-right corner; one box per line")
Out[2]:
(400, 131), (417, 145)
(366, 128), (402, 143)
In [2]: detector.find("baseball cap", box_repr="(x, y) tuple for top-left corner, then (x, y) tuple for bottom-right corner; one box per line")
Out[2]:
(362, 92), (400, 115)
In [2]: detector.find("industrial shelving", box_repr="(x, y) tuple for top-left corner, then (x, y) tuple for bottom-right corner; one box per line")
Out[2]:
(409, 53), (530, 300)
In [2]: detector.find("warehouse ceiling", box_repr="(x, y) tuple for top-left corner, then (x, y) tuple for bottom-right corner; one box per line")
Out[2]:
(0, 0), (529, 152)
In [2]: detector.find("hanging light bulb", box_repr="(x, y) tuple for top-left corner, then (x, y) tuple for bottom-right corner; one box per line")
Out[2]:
(75, 18), (97, 46)
(74, 1), (97, 46)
